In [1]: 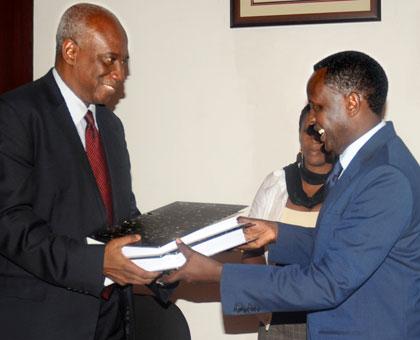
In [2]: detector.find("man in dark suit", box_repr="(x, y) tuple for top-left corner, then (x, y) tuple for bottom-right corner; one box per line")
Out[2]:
(0, 3), (160, 340)
(163, 51), (420, 339)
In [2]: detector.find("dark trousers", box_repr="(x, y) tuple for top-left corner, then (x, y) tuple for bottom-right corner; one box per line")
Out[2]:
(94, 286), (134, 340)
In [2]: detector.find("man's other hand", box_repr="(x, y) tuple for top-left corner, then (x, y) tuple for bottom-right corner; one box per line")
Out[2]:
(238, 217), (278, 250)
(103, 234), (161, 286)
(161, 239), (223, 284)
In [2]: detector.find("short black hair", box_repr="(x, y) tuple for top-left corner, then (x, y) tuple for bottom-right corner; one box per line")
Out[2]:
(298, 104), (310, 131)
(313, 51), (388, 116)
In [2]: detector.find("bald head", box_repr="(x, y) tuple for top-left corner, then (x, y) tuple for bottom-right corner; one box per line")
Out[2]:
(54, 3), (129, 105)
(55, 3), (125, 58)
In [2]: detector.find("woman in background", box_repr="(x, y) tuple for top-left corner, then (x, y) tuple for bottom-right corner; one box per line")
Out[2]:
(244, 104), (334, 340)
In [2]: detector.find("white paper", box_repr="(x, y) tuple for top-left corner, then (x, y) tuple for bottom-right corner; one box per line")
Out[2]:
(131, 227), (247, 271)
(98, 207), (249, 285)
(103, 227), (246, 285)
(121, 213), (245, 259)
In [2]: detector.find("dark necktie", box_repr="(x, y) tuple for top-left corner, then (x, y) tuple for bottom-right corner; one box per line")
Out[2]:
(85, 110), (114, 225)
(326, 161), (343, 191)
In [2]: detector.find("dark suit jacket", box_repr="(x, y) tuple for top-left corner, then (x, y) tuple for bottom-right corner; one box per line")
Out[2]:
(0, 70), (138, 339)
(221, 122), (420, 340)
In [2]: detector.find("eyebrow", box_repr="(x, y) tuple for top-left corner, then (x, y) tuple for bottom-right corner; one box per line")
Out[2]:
(99, 52), (129, 60)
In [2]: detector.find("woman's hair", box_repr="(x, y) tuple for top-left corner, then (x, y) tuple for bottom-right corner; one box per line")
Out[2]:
(298, 104), (311, 131)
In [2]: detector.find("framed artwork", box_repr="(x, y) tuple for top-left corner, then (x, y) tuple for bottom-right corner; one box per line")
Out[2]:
(231, 0), (381, 27)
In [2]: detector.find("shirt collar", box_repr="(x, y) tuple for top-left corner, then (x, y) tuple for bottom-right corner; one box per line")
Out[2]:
(52, 68), (95, 125)
(340, 120), (386, 173)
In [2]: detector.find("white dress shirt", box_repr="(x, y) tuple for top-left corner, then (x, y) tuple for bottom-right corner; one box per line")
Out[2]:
(52, 68), (97, 149)
(53, 69), (110, 285)
(339, 120), (386, 177)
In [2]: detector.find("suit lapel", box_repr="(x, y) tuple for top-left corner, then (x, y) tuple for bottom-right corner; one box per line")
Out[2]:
(96, 105), (122, 223)
(42, 71), (108, 225)
(52, 103), (89, 164)
(43, 71), (92, 172)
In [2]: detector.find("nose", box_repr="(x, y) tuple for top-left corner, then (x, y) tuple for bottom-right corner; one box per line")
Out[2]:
(111, 60), (128, 82)
(307, 110), (317, 124)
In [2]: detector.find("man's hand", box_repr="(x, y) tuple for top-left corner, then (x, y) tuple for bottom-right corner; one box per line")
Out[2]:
(103, 234), (161, 286)
(161, 239), (223, 284)
(238, 216), (279, 250)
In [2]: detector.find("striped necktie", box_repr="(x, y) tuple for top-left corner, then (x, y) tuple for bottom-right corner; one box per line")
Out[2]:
(85, 110), (113, 225)
(326, 161), (343, 191)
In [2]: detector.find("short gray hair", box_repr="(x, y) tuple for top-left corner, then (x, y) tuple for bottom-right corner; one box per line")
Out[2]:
(55, 3), (117, 56)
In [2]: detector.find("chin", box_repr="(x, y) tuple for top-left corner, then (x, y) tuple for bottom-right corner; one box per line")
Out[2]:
(94, 87), (118, 104)
(307, 159), (328, 168)
(321, 140), (329, 151)
(305, 154), (324, 165)
(93, 94), (113, 105)
(321, 144), (332, 155)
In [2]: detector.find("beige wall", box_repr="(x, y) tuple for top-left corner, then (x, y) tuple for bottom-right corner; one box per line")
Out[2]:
(34, 1), (420, 339)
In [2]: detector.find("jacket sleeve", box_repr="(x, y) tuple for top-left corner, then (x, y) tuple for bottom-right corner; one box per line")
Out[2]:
(0, 99), (105, 297)
(267, 223), (315, 266)
(130, 192), (141, 218)
(221, 166), (413, 315)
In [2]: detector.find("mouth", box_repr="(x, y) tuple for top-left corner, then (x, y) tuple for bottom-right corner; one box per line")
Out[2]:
(311, 123), (325, 143)
(101, 80), (122, 92)
(318, 128), (326, 142)
(315, 126), (331, 155)
(306, 124), (325, 144)
(102, 84), (116, 92)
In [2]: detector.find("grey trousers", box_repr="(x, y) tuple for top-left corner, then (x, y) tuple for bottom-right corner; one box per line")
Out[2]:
(257, 323), (306, 340)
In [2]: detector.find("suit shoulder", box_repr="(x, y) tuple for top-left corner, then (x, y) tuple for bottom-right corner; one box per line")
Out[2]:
(0, 71), (62, 115)
(383, 136), (420, 186)
(354, 138), (419, 208)
(96, 105), (125, 130)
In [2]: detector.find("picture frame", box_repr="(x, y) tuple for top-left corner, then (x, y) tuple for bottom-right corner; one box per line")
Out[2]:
(231, 0), (381, 28)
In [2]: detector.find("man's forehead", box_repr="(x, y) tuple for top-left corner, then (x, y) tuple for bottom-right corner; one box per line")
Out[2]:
(307, 70), (325, 93)
(87, 25), (128, 52)
(311, 68), (327, 83)
(85, 13), (126, 38)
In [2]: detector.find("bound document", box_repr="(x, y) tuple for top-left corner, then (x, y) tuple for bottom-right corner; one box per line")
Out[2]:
(90, 201), (248, 271)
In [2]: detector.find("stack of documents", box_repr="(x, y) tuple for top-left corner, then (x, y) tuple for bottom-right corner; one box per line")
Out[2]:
(89, 201), (248, 272)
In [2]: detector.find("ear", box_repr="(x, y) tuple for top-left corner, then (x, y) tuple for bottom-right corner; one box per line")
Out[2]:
(346, 92), (361, 117)
(60, 38), (79, 66)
